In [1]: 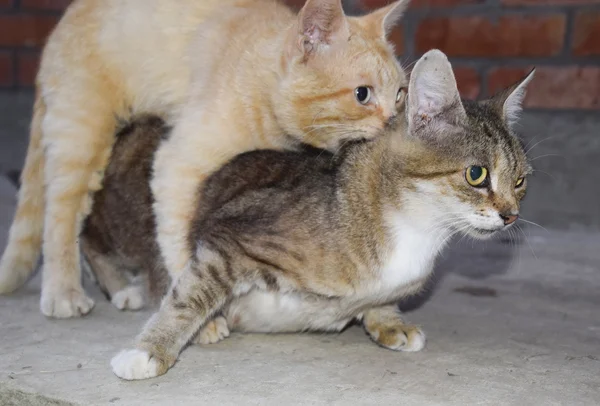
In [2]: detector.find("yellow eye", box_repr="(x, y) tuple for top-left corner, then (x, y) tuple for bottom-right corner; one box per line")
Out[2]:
(466, 166), (489, 187)
(516, 177), (525, 188)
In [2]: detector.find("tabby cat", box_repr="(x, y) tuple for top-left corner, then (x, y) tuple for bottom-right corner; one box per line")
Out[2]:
(79, 49), (533, 380)
(0, 0), (409, 318)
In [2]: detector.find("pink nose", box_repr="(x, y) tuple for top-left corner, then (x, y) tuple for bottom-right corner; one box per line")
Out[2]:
(500, 214), (518, 225)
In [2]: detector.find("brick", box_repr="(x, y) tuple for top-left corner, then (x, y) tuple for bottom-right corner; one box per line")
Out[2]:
(0, 51), (14, 87)
(360, 0), (481, 9)
(416, 14), (566, 57)
(487, 67), (600, 109)
(20, 0), (71, 10)
(17, 52), (40, 87)
(572, 11), (600, 56)
(502, 0), (600, 5)
(0, 15), (59, 47)
(0, 0), (13, 10)
(454, 67), (481, 99)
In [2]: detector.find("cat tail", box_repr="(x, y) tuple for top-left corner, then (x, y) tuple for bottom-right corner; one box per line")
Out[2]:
(0, 89), (46, 293)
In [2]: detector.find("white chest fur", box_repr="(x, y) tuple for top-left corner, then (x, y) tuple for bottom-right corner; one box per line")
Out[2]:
(376, 212), (448, 296)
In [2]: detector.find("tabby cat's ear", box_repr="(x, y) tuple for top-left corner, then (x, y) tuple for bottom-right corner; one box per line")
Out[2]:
(296, 0), (349, 56)
(361, 0), (410, 39)
(407, 49), (467, 136)
(488, 69), (535, 129)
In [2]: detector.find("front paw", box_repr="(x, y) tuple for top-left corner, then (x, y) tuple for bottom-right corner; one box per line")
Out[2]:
(40, 285), (95, 318)
(365, 322), (426, 352)
(110, 349), (170, 380)
(194, 316), (230, 345)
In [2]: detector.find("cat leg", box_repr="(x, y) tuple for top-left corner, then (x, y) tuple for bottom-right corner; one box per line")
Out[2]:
(151, 114), (248, 278)
(80, 240), (145, 311)
(151, 121), (206, 278)
(362, 305), (426, 352)
(111, 256), (237, 380)
(39, 99), (117, 318)
(193, 315), (230, 345)
(0, 92), (46, 293)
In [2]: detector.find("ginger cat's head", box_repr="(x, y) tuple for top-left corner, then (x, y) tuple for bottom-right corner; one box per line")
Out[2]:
(276, 0), (409, 150)
(393, 50), (534, 239)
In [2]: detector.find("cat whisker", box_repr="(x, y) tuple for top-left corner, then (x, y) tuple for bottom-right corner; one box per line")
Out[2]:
(423, 216), (464, 234)
(310, 108), (326, 128)
(518, 218), (549, 234)
(525, 136), (555, 155)
(529, 153), (562, 162)
(515, 224), (537, 260)
(532, 169), (556, 182)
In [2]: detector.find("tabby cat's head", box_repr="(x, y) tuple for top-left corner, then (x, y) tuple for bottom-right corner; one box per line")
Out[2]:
(276, 0), (409, 150)
(397, 50), (534, 239)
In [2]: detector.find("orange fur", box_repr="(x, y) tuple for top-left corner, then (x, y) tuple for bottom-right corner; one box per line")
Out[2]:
(0, 0), (410, 318)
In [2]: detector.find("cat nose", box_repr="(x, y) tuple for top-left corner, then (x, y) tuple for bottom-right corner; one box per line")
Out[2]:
(499, 213), (519, 225)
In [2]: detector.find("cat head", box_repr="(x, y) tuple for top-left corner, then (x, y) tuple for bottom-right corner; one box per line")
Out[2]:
(276, 0), (409, 151)
(397, 49), (534, 239)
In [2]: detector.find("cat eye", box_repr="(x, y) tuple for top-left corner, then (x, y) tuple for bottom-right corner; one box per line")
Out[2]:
(515, 177), (525, 188)
(396, 87), (406, 104)
(466, 166), (489, 188)
(355, 86), (371, 105)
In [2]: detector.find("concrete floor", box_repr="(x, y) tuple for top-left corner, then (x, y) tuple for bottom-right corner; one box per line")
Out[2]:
(0, 92), (599, 405)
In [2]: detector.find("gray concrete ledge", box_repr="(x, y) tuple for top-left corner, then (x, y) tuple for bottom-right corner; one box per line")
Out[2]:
(1, 223), (599, 405)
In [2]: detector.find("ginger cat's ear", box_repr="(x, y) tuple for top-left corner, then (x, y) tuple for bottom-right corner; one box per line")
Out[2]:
(296, 0), (349, 57)
(361, 0), (410, 39)
(407, 49), (467, 136)
(487, 69), (535, 129)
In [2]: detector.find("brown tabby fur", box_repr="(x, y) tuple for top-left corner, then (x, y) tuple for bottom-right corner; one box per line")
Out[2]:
(0, 0), (409, 319)
(83, 51), (534, 380)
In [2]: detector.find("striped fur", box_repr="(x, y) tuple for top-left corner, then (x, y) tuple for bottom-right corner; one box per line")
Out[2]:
(0, 0), (410, 318)
(81, 50), (534, 379)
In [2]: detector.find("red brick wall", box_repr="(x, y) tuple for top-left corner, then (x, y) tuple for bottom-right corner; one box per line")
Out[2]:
(1, 0), (599, 109)
(362, 0), (600, 109)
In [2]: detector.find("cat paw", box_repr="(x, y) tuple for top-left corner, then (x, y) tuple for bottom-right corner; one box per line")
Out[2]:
(111, 349), (164, 380)
(366, 323), (426, 352)
(40, 286), (95, 318)
(111, 286), (145, 311)
(194, 316), (230, 345)
(0, 266), (24, 294)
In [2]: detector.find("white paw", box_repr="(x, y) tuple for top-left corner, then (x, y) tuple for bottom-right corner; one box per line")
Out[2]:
(195, 316), (230, 345)
(111, 286), (145, 311)
(367, 324), (426, 352)
(111, 349), (160, 380)
(40, 287), (95, 318)
(400, 328), (426, 352)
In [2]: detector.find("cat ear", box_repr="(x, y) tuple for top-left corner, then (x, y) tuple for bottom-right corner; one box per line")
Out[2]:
(297, 0), (349, 56)
(407, 49), (467, 135)
(489, 69), (535, 129)
(361, 0), (410, 39)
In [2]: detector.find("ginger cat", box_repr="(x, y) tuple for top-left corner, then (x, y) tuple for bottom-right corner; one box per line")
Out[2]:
(0, 0), (410, 318)
(76, 49), (533, 380)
